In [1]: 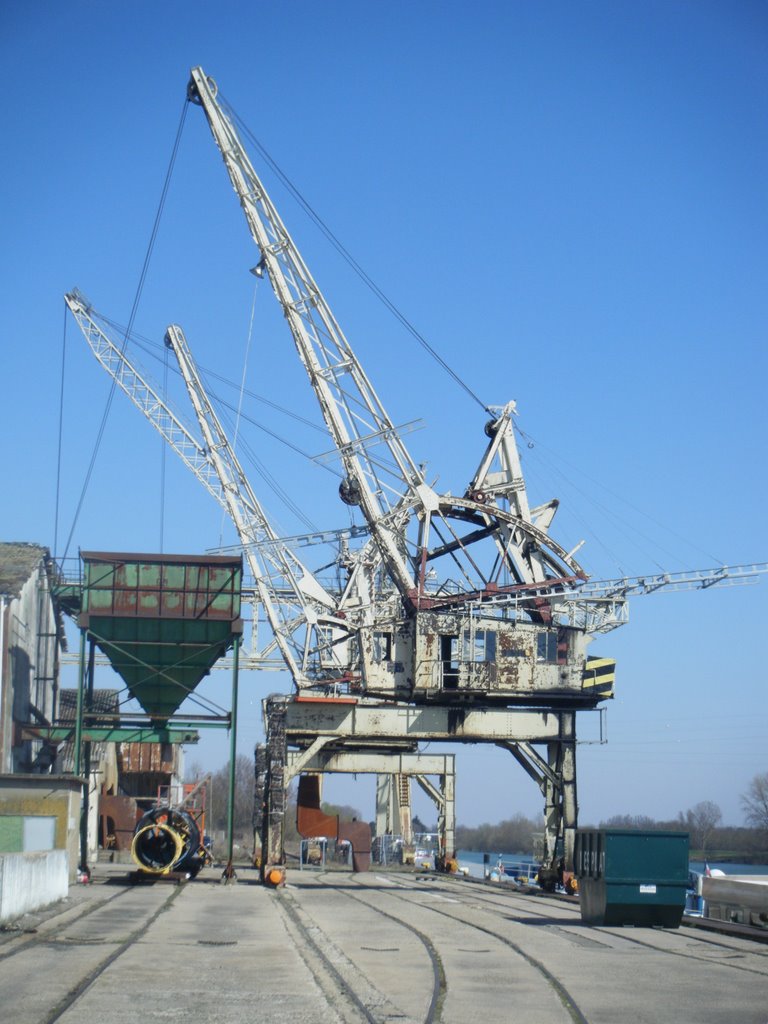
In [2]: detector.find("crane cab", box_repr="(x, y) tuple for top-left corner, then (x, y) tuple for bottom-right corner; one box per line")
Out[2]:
(359, 613), (614, 706)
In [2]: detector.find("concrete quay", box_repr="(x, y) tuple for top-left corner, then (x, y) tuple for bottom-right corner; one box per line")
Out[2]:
(0, 862), (766, 1024)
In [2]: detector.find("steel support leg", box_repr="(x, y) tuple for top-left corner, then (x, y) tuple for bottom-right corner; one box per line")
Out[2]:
(412, 755), (455, 869)
(396, 773), (412, 844)
(442, 763), (456, 860)
(262, 697), (287, 883)
(76, 635), (95, 879)
(253, 743), (267, 864)
(375, 774), (391, 838)
(223, 635), (240, 882)
(560, 712), (578, 874)
(540, 711), (577, 888)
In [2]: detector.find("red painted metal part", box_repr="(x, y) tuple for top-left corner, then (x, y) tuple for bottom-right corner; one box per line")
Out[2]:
(338, 820), (371, 872)
(297, 775), (339, 838)
(296, 775), (371, 872)
(294, 696), (358, 704)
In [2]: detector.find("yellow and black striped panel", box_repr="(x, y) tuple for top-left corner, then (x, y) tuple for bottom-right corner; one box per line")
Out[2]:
(582, 657), (616, 698)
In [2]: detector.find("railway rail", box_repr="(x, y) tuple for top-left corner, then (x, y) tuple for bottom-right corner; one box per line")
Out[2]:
(0, 865), (765, 1023)
(285, 870), (768, 1023)
(417, 875), (768, 968)
(0, 878), (183, 1024)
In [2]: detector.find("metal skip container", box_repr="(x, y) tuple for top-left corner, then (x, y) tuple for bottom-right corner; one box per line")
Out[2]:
(575, 829), (689, 927)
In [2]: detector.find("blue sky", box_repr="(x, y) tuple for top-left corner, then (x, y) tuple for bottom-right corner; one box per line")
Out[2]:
(1, 1), (766, 828)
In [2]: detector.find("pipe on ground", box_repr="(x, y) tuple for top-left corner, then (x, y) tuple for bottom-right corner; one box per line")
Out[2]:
(131, 806), (207, 877)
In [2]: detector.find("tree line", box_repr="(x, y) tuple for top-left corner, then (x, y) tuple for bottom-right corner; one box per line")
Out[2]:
(456, 774), (768, 861)
(190, 760), (768, 862)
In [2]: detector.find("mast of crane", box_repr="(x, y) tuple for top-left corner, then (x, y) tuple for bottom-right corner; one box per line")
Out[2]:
(186, 66), (588, 614)
(187, 68), (427, 605)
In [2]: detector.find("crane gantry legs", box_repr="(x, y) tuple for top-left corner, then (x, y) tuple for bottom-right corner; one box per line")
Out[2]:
(259, 696), (576, 885)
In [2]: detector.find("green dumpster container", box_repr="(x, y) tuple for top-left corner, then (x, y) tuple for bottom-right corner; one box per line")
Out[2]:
(575, 829), (689, 927)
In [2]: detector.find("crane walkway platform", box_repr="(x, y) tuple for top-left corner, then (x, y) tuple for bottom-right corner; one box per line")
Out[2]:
(1, 862), (765, 1024)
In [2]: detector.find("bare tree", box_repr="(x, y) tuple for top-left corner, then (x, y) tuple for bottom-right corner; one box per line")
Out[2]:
(209, 754), (257, 835)
(601, 814), (658, 830)
(742, 772), (768, 833)
(682, 801), (722, 855)
(184, 760), (205, 783)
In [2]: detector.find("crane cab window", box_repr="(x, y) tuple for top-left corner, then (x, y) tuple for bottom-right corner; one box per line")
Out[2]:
(313, 625), (339, 668)
(463, 629), (496, 663)
(372, 632), (392, 663)
(440, 634), (459, 688)
(537, 631), (559, 663)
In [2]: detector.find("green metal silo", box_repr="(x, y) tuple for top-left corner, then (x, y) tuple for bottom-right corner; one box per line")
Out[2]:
(78, 551), (243, 723)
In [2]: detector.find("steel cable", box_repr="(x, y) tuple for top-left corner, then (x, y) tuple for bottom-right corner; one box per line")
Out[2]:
(61, 99), (189, 560)
(223, 95), (493, 417)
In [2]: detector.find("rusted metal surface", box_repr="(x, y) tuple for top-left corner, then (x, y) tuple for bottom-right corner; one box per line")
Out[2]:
(296, 774), (372, 872)
(285, 700), (568, 743)
(99, 794), (139, 851)
(253, 744), (267, 845)
(80, 552), (242, 621)
(76, 551), (243, 721)
(262, 698), (287, 877)
(338, 820), (371, 872)
(357, 607), (606, 707)
(296, 774), (339, 839)
(119, 742), (178, 774)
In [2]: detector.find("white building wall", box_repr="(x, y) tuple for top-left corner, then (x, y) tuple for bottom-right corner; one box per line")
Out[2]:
(1, 557), (60, 773)
(0, 850), (68, 924)
(0, 598), (10, 773)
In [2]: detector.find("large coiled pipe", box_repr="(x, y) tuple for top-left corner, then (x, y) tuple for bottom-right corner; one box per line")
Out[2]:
(131, 806), (207, 877)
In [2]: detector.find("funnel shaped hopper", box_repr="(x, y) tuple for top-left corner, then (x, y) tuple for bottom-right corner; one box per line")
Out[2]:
(80, 552), (243, 722)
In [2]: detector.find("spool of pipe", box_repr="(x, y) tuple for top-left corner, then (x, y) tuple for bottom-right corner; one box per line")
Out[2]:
(131, 806), (205, 877)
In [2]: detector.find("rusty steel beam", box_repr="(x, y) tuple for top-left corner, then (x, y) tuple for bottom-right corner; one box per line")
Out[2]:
(285, 698), (568, 744)
(287, 749), (454, 777)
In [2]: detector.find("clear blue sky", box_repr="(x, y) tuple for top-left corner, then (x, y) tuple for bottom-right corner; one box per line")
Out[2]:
(2, 1), (766, 829)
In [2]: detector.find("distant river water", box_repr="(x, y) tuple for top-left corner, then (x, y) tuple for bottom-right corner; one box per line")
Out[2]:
(457, 849), (535, 879)
(689, 860), (768, 875)
(457, 850), (768, 881)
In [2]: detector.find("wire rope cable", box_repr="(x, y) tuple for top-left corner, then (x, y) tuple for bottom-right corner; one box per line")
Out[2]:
(53, 306), (68, 560)
(218, 277), (259, 548)
(160, 342), (170, 552)
(93, 311), (327, 435)
(61, 99), (189, 560)
(514, 421), (726, 571)
(222, 95), (730, 582)
(221, 94), (493, 417)
(216, 97), (733, 583)
(83, 307), (337, 529)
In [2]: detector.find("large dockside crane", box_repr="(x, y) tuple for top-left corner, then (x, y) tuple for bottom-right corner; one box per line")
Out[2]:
(187, 65), (613, 882)
(67, 67), (767, 886)
(185, 66), (767, 883)
(187, 67), (601, 703)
